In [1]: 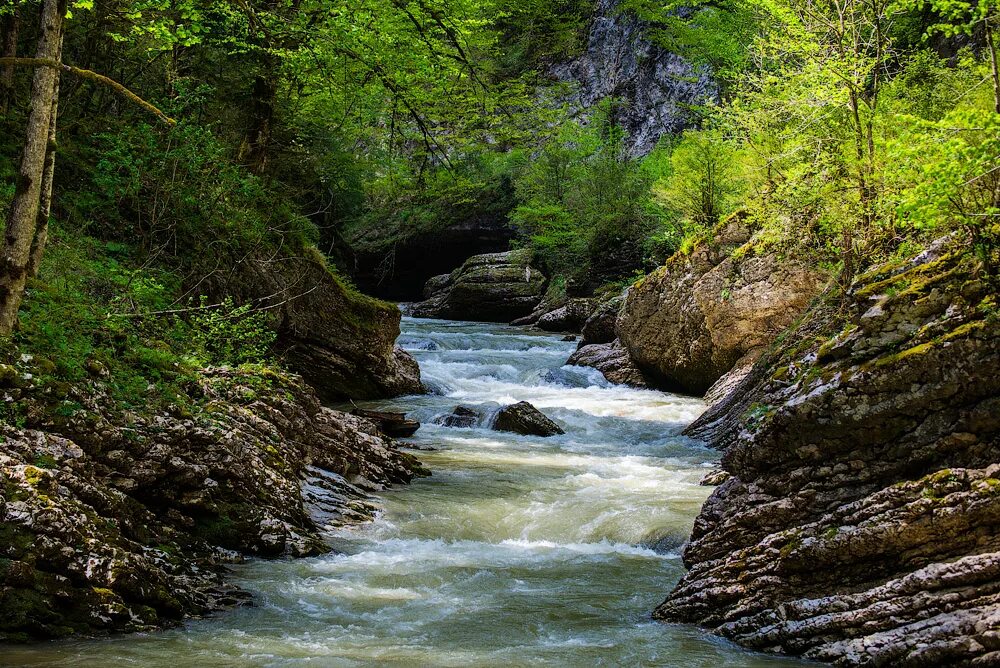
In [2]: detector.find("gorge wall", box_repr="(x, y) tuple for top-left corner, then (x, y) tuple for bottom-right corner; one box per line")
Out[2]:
(552, 0), (717, 157)
(657, 240), (1000, 665)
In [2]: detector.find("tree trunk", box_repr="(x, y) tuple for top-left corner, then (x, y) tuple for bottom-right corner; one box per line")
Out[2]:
(987, 20), (1000, 115)
(27, 30), (62, 279)
(0, 0), (66, 335)
(241, 69), (277, 174)
(0, 0), (19, 113)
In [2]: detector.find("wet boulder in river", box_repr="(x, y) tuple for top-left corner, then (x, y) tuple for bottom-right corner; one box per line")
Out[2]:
(411, 250), (547, 322)
(434, 405), (482, 428)
(492, 401), (565, 437)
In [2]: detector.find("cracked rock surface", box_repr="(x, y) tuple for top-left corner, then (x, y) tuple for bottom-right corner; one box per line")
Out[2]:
(657, 240), (1000, 666)
(0, 368), (424, 641)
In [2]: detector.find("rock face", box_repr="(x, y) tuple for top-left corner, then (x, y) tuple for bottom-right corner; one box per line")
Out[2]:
(536, 298), (599, 333)
(656, 242), (1000, 666)
(0, 368), (424, 641)
(412, 249), (548, 322)
(619, 220), (828, 395)
(551, 0), (717, 157)
(492, 402), (565, 437)
(204, 252), (422, 401)
(580, 294), (624, 346)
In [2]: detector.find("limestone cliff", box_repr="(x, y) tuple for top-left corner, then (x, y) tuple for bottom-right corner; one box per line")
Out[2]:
(657, 240), (1000, 665)
(552, 0), (717, 157)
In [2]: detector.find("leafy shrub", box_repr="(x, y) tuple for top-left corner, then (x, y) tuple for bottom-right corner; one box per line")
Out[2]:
(189, 297), (277, 366)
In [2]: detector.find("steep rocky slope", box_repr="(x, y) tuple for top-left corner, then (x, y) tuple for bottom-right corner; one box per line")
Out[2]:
(657, 240), (1000, 665)
(619, 219), (828, 394)
(412, 249), (548, 322)
(0, 367), (425, 641)
(203, 251), (422, 400)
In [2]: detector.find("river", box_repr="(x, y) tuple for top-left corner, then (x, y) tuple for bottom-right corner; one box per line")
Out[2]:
(6, 318), (804, 667)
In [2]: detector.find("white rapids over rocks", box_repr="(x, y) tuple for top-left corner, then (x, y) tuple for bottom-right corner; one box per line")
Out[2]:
(8, 317), (807, 667)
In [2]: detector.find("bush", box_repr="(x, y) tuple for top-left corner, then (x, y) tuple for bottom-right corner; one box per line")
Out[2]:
(189, 297), (277, 367)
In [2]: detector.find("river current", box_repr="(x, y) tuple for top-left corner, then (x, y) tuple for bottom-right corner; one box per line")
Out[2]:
(7, 318), (804, 667)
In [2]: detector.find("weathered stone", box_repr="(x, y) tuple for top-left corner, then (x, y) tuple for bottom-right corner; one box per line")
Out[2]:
(567, 340), (650, 388)
(536, 298), (599, 333)
(412, 249), (547, 322)
(551, 0), (717, 157)
(492, 401), (565, 437)
(0, 367), (426, 641)
(204, 252), (422, 401)
(580, 295), (624, 346)
(619, 219), (828, 395)
(656, 241), (1000, 666)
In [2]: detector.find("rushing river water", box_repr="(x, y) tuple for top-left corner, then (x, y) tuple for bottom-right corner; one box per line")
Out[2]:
(7, 318), (805, 667)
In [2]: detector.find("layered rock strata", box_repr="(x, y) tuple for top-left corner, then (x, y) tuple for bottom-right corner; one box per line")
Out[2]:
(657, 241), (1000, 666)
(412, 249), (547, 322)
(0, 368), (424, 641)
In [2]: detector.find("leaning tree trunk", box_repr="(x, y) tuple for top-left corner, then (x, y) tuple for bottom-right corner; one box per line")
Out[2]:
(0, 0), (19, 113)
(26, 28), (62, 279)
(0, 0), (66, 335)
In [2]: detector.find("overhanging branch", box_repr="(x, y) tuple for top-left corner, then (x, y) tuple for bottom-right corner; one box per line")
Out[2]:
(0, 57), (176, 125)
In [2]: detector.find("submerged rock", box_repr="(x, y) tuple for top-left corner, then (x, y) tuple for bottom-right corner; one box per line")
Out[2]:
(492, 402), (565, 437)
(656, 241), (1000, 666)
(0, 368), (426, 641)
(618, 218), (828, 395)
(412, 249), (548, 322)
(434, 405), (482, 428)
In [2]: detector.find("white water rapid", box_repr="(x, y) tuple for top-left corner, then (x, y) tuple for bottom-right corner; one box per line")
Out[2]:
(7, 318), (807, 667)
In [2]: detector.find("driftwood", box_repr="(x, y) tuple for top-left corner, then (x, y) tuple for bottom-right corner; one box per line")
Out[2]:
(351, 408), (420, 438)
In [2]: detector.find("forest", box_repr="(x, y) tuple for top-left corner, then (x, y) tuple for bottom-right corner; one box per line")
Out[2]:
(0, 0), (998, 665)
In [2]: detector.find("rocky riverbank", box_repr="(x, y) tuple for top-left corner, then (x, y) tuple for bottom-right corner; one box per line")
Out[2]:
(0, 366), (426, 641)
(656, 239), (1000, 665)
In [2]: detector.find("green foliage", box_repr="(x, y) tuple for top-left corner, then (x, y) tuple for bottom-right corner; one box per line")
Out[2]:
(649, 129), (743, 231)
(510, 107), (666, 285)
(894, 109), (1000, 269)
(65, 118), (315, 265)
(189, 297), (276, 367)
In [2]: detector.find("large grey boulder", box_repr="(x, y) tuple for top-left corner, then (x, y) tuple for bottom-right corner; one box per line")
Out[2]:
(412, 249), (547, 322)
(618, 219), (828, 395)
(567, 340), (649, 388)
